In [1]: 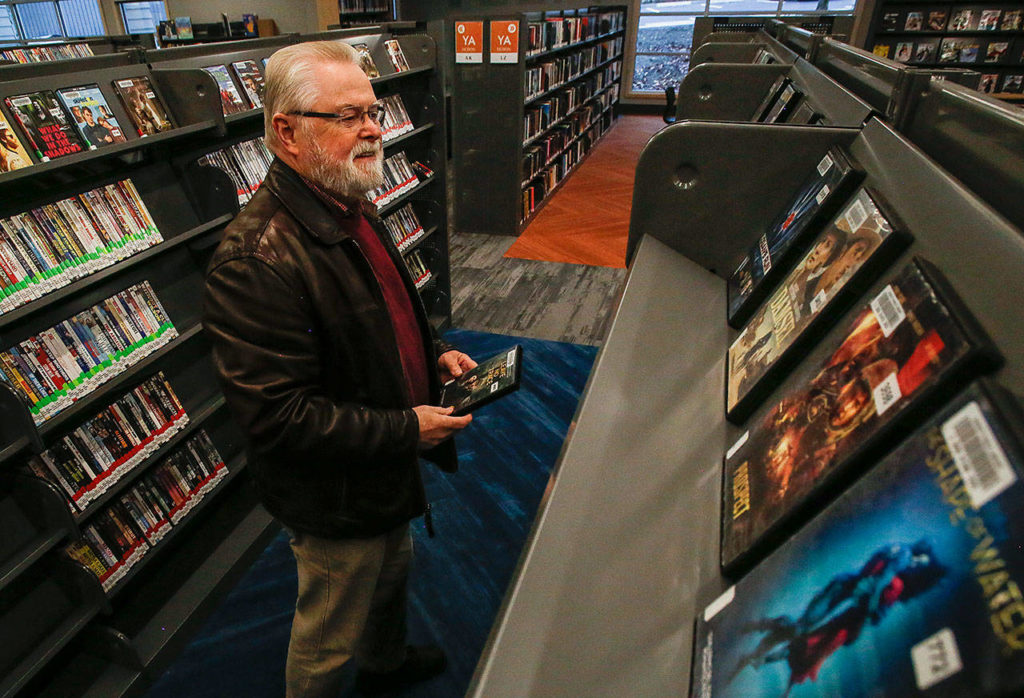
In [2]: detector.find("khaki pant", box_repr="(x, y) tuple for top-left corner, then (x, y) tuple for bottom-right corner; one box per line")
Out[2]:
(285, 524), (412, 698)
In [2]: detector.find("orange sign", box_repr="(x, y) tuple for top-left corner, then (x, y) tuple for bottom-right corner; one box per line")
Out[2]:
(454, 20), (483, 64)
(489, 20), (519, 64)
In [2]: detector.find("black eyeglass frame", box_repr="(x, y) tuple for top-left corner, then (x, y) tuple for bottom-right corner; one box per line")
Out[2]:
(287, 104), (386, 128)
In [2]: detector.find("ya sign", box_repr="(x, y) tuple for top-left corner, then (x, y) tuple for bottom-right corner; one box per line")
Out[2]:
(490, 20), (518, 63)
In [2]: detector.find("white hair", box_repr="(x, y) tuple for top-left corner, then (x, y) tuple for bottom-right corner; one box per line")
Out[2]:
(263, 40), (360, 154)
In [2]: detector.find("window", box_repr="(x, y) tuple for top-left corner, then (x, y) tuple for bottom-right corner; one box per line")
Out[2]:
(0, 0), (104, 42)
(118, 1), (167, 35)
(627, 0), (855, 96)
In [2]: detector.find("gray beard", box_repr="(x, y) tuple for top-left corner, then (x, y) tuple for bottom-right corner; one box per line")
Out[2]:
(305, 140), (384, 198)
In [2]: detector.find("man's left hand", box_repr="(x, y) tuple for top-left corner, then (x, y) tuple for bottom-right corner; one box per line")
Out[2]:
(438, 350), (477, 383)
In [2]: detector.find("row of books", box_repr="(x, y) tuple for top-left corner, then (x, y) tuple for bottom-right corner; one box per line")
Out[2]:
(520, 111), (612, 223)
(523, 104), (604, 183)
(524, 45), (621, 102)
(524, 10), (626, 57)
(197, 137), (273, 205)
(873, 35), (1022, 64)
(523, 72), (616, 144)
(365, 151), (421, 209)
(340, 0), (391, 13)
(881, 7), (1023, 33)
(379, 93), (415, 142)
(404, 250), (432, 289)
(26, 372), (188, 512)
(353, 39), (411, 78)
(0, 178), (161, 314)
(0, 43), (94, 64)
(0, 281), (178, 424)
(63, 430), (228, 592)
(693, 141), (1024, 696)
(382, 203), (426, 253)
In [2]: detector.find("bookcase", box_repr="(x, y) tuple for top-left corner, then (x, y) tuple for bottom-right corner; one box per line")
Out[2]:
(865, 0), (1024, 100)
(451, 5), (626, 237)
(338, 0), (394, 27)
(466, 34), (1024, 698)
(0, 25), (450, 698)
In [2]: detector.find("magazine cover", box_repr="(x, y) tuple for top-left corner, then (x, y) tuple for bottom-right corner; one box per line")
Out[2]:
(352, 43), (381, 78)
(727, 146), (864, 329)
(727, 188), (909, 423)
(56, 84), (127, 148)
(230, 60), (265, 109)
(752, 76), (789, 121)
(384, 39), (410, 72)
(202, 65), (249, 114)
(111, 77), (173, 136)
(721, 258), (1003, 574)
(0, 111), (33, 172)
(695, 380), (1024, 698)
(5, 91), (86, 161)
(762, 84), (801, 124)
(440, 345), (522, 415)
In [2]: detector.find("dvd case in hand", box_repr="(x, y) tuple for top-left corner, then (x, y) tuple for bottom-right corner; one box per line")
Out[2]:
(727, 188), (910, 423)
(721, 258), (1002, 574)
(695, 379), (1024, 698)
(728, 147), (865, 329)
(440, 345), (523, 415)
(5, 90), (87, 161)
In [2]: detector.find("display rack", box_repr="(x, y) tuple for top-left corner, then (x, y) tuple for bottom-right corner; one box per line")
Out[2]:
(450, 6), (626, 236)
(338, 0), (394, 27)
(0, 26), (450, 697)
(467, 35), (1024, 697)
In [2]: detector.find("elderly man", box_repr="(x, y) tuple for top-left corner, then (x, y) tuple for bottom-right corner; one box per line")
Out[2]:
(203, 40), (474, 697)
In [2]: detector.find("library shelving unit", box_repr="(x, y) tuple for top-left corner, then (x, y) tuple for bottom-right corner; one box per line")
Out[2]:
(451, 6), (626, 236)
(865, 0), (1024, 100)
(0, 26), (450, 698)
(466, 33), (1024, 697)
(338, 0), (394, 27)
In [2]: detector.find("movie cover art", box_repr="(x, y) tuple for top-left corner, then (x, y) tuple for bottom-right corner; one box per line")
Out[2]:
(440, 345), (522, 416)
(230, 60), (265, 109)
(928, 10), (948, 31)
(0, 111), (33, 172)
(56, 84), (127, 148)
(881, 11), (899, 31)
(951, 9), (975, 31)
(904, 11), (923, 30)
(762, 84), (801, 124)
(914, 40), (938, 63)
(727, 147), (863, 329)
(872, 44), (891, 59)
(695, 380), (1024, 698)
(721, 259), (1002, 574)
(112, 77), (173, 136)
(985, 41), (1009, 63)
(352, 43), (381, 78)
(1003, 74), (1024, 94)
(202, 65), (249, 114)
(727, 188), (905, 422)
(894, 42), (913, 63)
(384, 39), (410, 72)
(1002, 9), (1022, 30)
(980, 73), (999, 93)
(5, 91), (86, 161)
(752, 76), (789, 121)
(979, 9), (1001, 30)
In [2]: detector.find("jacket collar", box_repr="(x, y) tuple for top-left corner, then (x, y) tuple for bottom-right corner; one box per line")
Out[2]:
(261, 157), (373, 245)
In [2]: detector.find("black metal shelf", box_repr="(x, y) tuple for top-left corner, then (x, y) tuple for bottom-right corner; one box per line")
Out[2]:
(0, 528), (67, 594)
(401, 224), (438, 257)
(383, 122), (434, 150)
(376, 173), (437, 217)
(370, 64), (432, 86)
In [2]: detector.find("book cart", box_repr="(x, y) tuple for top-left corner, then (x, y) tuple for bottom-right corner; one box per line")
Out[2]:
(0, 25), (450, 698)
(450, 5), (627, 236)
(465, 31), (1024, 698)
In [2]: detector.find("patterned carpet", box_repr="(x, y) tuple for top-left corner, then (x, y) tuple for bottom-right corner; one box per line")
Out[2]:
(142, 328), (599, 698)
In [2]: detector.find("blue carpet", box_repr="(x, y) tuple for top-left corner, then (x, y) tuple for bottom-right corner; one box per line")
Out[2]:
(143, 329), (598, 698)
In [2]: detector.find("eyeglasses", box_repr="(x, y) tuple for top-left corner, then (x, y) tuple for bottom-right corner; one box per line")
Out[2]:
(288, 103), (386, 129)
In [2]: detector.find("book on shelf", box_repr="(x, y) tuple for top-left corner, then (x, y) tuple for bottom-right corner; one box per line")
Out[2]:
(365, 151), (419, 208)
(352, 43), (380, 78)
(727, 146), (865, 329)
(382, 203), (425, 252)
(230, 60), (265, 109)
(695, 379), (1024, 698)
(0, 43), (93, 64)
(0, 112), (33, 173)
(56, 84), (127, 149)
(721, 258), (1003, 575)
(727, 187), (910, 422)
(384, 39), (410, 73)
(404, 249), (432, 289)
(111, 77), (173, 136)
(380, 94), (413, 141)
(440, 345), (522, 415)
(5, 90), (87, 161)
(197, 136), (273, 205)
(202, 65), (250, 115)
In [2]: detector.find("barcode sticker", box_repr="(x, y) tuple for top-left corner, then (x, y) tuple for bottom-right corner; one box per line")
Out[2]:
(872, 372), (902, 416)
(759, 235), (772, 273)
(844, 199), (869, 232)
(870, 285), (906, 337)
(942, 401), (1018, 509)
(815, 184), (831, 205)
(507, 349), (516, 365)
(817, 153), (834, 176)
(490, 382), (499, 393)
(726, 431), (749, 460)
(703, 586), (735, 622)
(911, 628), (963, 690)
(809, 289), (827, 314)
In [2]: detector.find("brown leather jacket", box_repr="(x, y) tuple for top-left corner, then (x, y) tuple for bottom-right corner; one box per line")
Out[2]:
(203, 158), (456, 538)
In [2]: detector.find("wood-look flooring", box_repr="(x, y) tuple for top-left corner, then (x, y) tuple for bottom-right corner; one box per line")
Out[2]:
(505, 115), (666, 268)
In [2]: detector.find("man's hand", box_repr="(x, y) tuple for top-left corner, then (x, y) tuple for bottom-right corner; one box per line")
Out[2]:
(413, 405), (472, 448)
(438, 350), (477, 383)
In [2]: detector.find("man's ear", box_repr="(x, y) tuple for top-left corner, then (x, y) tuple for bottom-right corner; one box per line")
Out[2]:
(271, 113), (301, 157)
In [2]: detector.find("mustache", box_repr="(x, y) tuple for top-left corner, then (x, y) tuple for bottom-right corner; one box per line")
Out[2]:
(351, 142), (381, 158)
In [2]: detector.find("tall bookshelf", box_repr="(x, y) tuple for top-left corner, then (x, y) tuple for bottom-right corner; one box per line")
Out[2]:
(0, 26), (450, 698)
(866, 0), (1024, 101)
(338, 0), (394, 27)
(451, 6), (626, 237)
